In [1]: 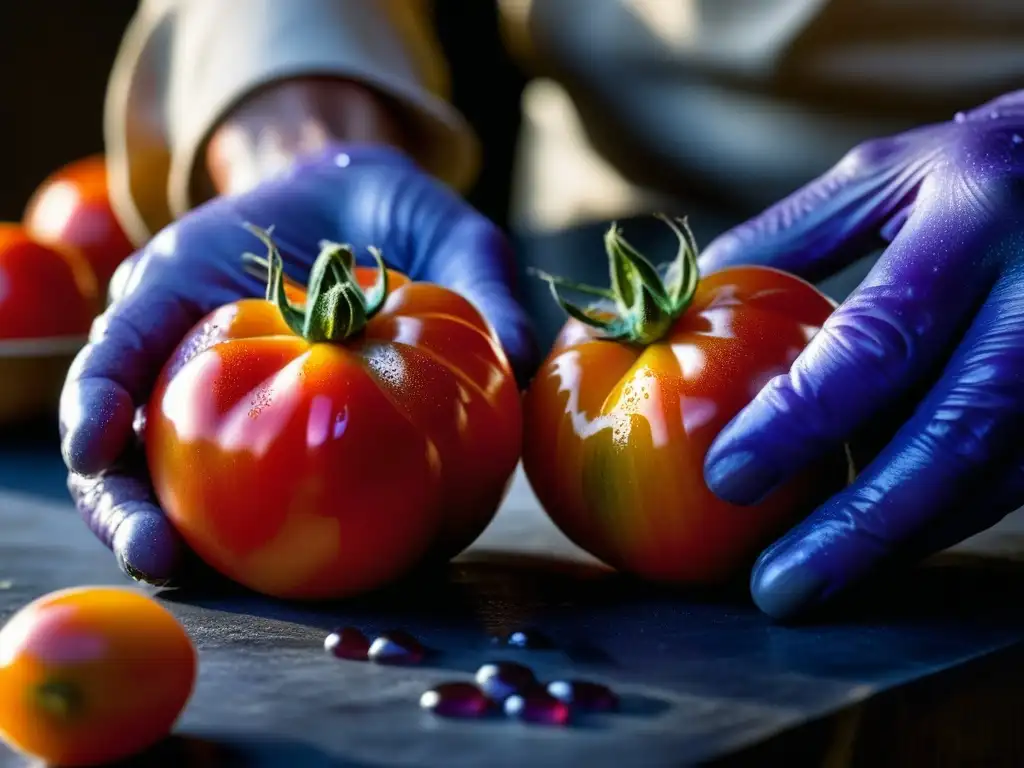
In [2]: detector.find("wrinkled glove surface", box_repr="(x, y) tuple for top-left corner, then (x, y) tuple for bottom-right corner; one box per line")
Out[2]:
(60, 144), (537, 585)
(701, 90), (1024, 618)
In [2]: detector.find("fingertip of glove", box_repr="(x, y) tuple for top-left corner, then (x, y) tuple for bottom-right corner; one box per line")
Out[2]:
(112, 504), (185, 587)
(750, 543), (827, 620)
(703, 443), (781, 506)
(60, 378), (136, 475)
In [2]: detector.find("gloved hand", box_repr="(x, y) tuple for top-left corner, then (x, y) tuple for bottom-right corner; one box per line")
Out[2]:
(60, 143), (538, 585)
(700, 90), (1024, 620)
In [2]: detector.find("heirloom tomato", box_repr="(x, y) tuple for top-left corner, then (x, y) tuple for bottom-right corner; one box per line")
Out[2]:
(23, 154), (135, 288)
(523, 215), (849, 585)
(146, 227), (522, 600)
(0, 586), (196, 767)
(0, 224), (100, 423)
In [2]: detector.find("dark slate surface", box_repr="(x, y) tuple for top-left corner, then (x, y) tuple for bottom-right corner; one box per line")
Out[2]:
(3, 434), (1024, 766)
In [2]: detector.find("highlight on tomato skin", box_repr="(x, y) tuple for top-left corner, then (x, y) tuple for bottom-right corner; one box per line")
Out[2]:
(23, 154), (136, 289)
(522, 215), (850, 586)
(145, 227), (523, 600)
(0, 586), (197, 767)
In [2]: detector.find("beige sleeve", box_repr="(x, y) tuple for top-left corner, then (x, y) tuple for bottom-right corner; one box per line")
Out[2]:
(104, 0), (480, 246)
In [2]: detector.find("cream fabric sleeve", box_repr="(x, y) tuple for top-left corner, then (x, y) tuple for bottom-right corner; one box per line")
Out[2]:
(104, 0), (480, 246)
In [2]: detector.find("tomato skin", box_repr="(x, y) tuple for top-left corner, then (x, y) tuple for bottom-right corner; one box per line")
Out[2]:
(0, 224), (100, 423)
(23, 154), (135, 288)
(522, 265), (850, 585)
(0, 224), (98, 341)
(0, 587), (196, 767)
(146, 268), (522, 600)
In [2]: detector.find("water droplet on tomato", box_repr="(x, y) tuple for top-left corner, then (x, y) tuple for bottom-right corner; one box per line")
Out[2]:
(368, 630), (426, 664)
(475, 661), (538, 701)
(503, 691), (571, 725)
(546, 680), (619, 712)
(420, 682), (492, 718)
(324, 627), (370, 660)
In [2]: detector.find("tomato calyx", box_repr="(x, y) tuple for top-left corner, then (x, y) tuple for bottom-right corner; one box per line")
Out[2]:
(34, 679), (82, 719)
(531, 214), (701, 345)
(243, 224), (389, 343)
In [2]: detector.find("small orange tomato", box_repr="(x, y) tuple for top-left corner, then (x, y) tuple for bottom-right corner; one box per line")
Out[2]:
(145, 228), (522, 600)
(23, 154), (136, 288)
(0, 586), (197, 767)
(523, 216), (849, 585)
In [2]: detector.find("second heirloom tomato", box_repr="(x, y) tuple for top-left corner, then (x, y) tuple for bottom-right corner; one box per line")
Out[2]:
(523, 216), (850, 585)
(146, 228), (522, 600)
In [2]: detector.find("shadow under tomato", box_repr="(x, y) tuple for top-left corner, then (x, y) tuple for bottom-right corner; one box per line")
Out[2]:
(157, 554), (690, 676)
(160, 552), (643, 625)
(97, 733), (376, 768)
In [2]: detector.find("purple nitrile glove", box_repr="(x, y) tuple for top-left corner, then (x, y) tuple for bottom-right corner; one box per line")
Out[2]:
(699, 90), (1024, 620)
(60, 143), (538, 586)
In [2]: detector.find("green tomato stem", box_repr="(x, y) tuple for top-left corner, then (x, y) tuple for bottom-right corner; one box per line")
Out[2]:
(34, 680), (81, 720)
(242, 225), (389, 343)
(530, 214), (702, 345)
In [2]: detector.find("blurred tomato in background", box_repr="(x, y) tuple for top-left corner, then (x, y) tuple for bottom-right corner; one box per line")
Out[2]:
(0, 223), (100, 424)
(23, 154), (135, 290)
(0, 151), (134, 427)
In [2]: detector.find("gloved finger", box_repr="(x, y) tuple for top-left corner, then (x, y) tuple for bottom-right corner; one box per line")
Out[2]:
(67, 469), (186, 585)
(890, 454), (1024, 565)
(703, 174), (1000, 506)
(698, 124), (946, 282)
(60, 207), (266, 476)
(749, 269), (1024, 619)
(422, 213), (540, 386)
(60, 285), (204, 475)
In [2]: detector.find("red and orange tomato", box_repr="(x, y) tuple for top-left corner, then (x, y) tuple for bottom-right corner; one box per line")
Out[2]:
(146, 228), (522, 600)
(0, 223), (100, 423)
(0, 587), (196, 767)
(523, 216), (849, 585)
(0, 223), (98, 341)
(23, 154), (136, 289)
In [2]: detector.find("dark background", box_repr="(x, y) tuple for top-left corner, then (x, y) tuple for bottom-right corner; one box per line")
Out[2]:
(0, 1), (524, 228)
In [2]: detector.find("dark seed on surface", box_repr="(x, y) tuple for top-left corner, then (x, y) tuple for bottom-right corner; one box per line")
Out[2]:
(501, 628), (554, 650)
(475, 661), (538, 701)
(420, 682), (492, 719)
(324, 627), (370, 660)
(546, 680), (619, 712)
(368, 630), (426, 664)
(503, 691), (571, 725)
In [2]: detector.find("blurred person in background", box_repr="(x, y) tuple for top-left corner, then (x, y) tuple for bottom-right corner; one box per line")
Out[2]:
(62, 0), (1024, 619)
